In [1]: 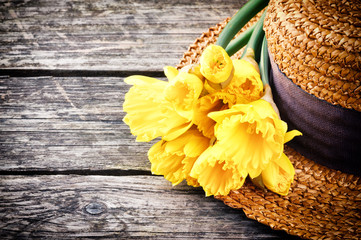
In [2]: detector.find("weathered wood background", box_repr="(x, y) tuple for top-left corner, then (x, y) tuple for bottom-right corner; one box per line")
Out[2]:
(0, 0), (301, 239)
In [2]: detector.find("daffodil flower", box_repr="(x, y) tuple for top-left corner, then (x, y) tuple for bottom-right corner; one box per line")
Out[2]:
(208, 99), (288, 179)
(164, 71), (203, 121)
(200, 45), (233, 84)
(148, 127), (210, 187)
(210, 59), (263, 107)
(190, 145), (247, 196)
(123, 67), (204, 142)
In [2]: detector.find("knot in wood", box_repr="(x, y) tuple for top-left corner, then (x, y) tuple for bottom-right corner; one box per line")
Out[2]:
(84, 202), (107, 215)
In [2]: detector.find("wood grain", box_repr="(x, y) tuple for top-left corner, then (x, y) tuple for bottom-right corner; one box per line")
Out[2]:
(0, 75), (156, 171)
(0, 0), (245, 71)
(0, 175), (297, 239)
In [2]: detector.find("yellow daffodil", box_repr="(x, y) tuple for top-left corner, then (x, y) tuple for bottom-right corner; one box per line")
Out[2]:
(123, 75), (170, 142)
(164, 72), (203, 121)
(148, 128), (210, 186)
(190, 146), (247, 196)
(208, 99), (288, 179)
(193, 94), (228, 138)
(261, 153), (295, 196)
(200, 45), (233, 84)
(123, 75), (191, 142)
(210, 59), (263, 107)
(123, 68), (204, 142)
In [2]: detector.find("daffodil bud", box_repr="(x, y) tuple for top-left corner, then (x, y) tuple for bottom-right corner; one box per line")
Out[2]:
(261, 153), (295, 196)
(200, 45), (233, 84)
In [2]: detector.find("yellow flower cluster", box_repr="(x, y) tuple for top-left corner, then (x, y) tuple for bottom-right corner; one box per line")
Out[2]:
(123, 44), (301, 196)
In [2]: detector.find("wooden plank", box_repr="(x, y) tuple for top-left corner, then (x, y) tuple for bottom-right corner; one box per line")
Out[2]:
(0, 0), (245, 71)
(0, 175), (299, 239)
(1, 75), (154, 171)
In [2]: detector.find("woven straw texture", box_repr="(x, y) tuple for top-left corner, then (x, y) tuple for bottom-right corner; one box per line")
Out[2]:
(264, 0), (361, 111)
(177, 11), (361, 240)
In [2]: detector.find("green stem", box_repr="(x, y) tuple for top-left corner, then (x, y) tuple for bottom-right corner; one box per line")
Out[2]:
(225, 24), (256, 57)
(260, 36), (270, 86)
(216, 0), (269, 49)
(240, 9), (267, 61)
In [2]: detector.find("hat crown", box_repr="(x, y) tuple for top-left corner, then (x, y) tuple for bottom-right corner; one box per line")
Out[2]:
(264, 0), (361, 111)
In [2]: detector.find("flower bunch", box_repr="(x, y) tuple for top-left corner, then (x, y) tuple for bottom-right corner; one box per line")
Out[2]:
(123, 0), (301, 196)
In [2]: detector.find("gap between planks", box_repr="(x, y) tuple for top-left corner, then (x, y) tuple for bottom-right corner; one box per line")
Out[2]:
(0, 69), (165, 78)
(0, 169), (152, 177)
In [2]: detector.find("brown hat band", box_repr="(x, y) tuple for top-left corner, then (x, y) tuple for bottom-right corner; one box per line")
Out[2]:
(269, 52), (361, 176)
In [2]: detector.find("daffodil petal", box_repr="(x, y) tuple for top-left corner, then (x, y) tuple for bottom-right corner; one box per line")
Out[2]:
(284, 130), (302, 143)
(125, 75), (167, 87)
(123, 74), (192, 142)
(193, 94), (227, 138)
(123, 80), (168, 142)
(164, 66), (179, 83)
(162, 121), (193, 142)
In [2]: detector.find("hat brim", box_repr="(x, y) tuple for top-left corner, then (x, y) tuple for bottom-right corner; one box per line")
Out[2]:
(177, 18), (361, 240)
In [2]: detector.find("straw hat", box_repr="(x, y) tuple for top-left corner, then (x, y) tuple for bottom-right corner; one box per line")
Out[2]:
(177, 1), (361, 239)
